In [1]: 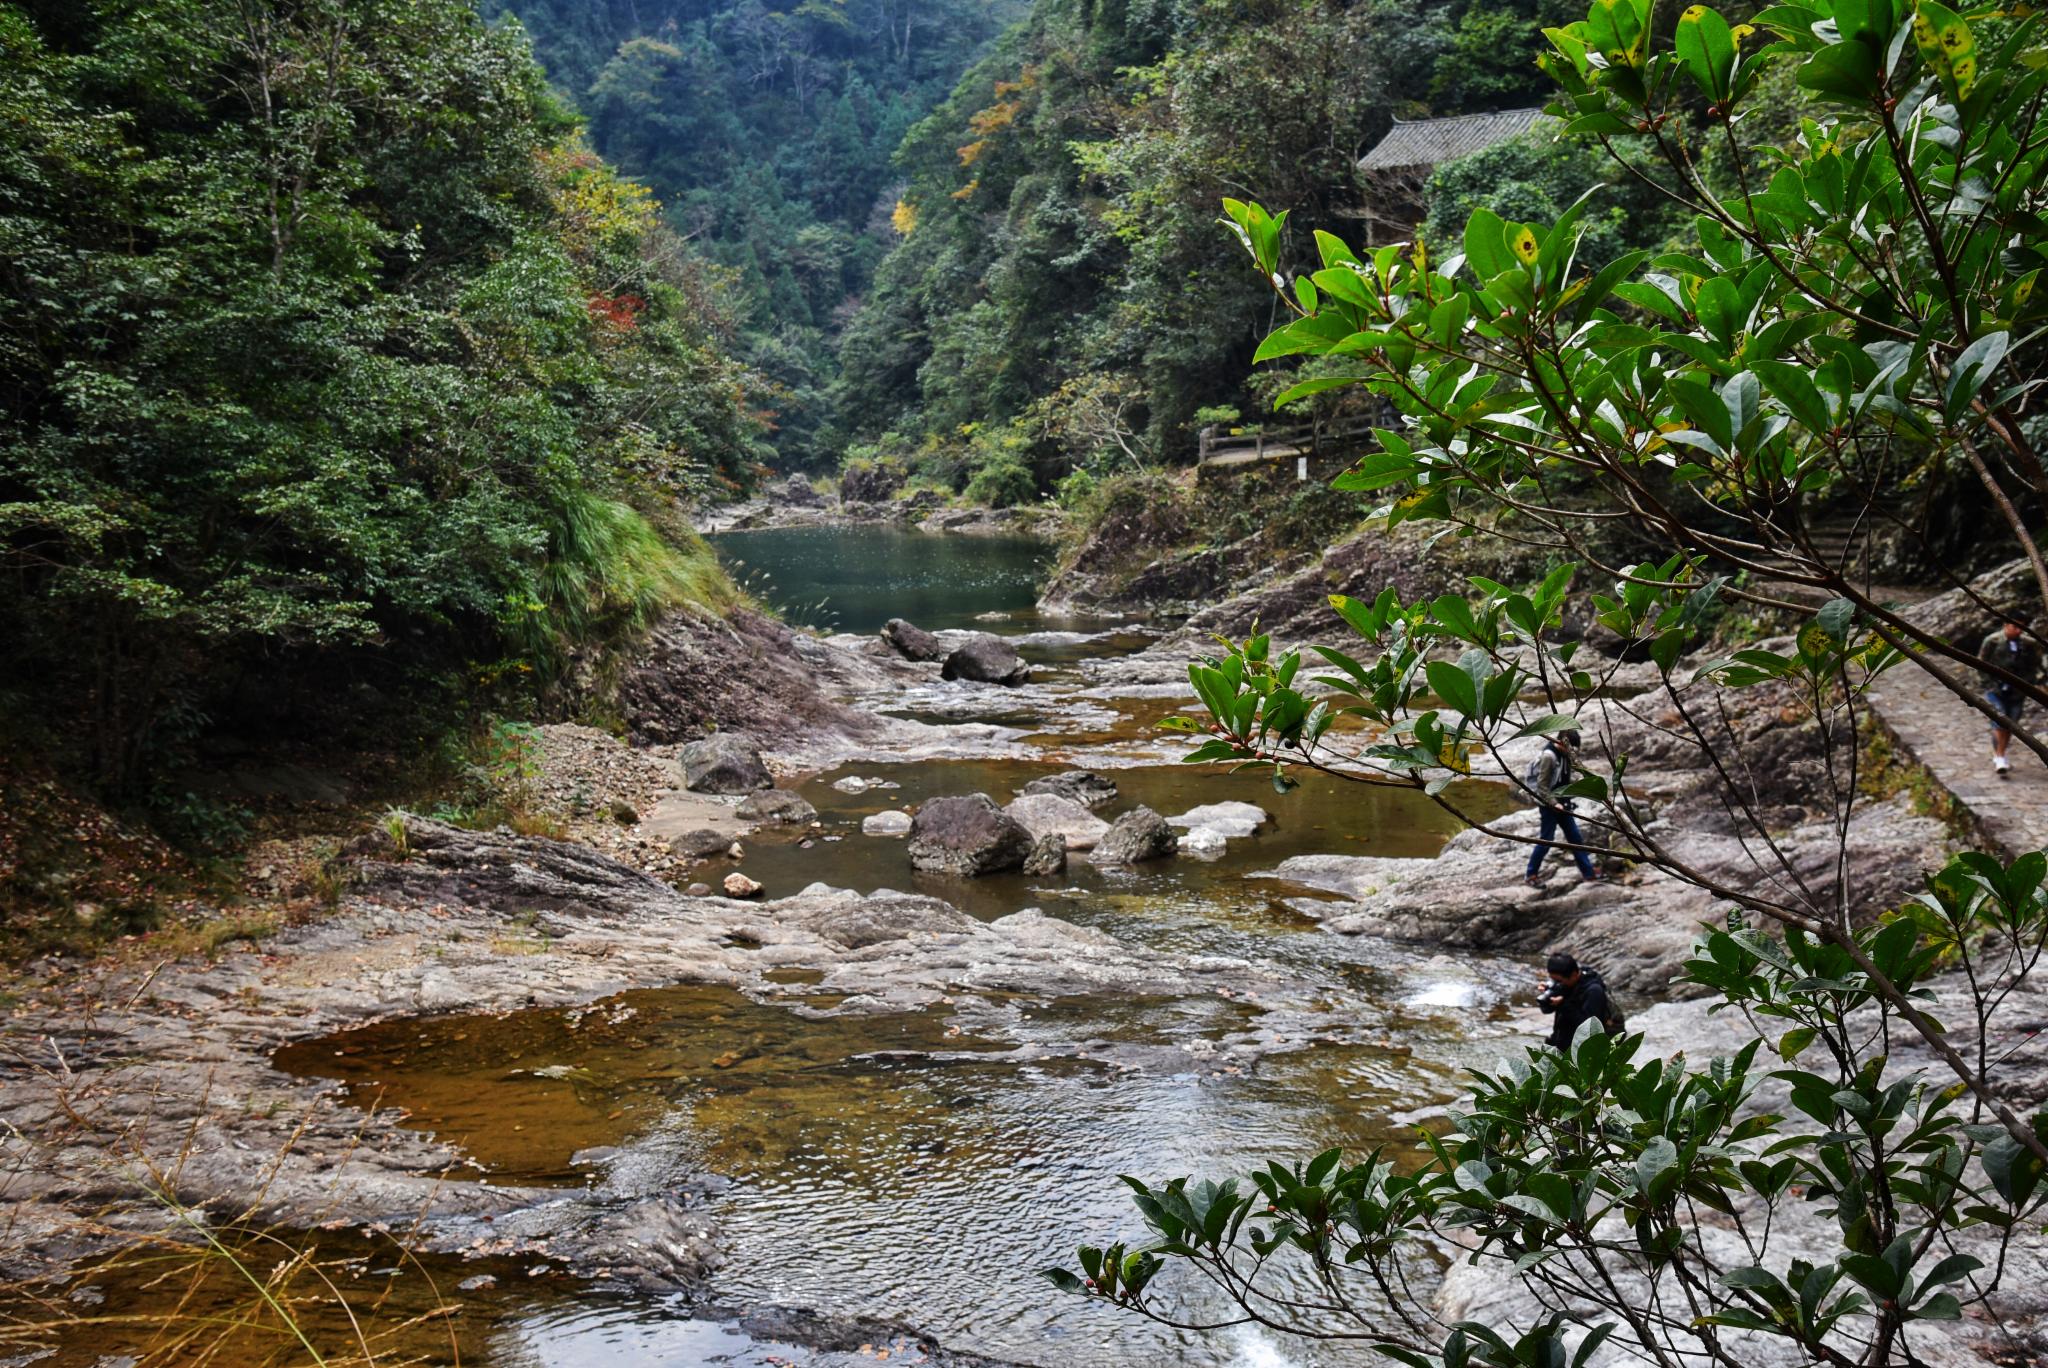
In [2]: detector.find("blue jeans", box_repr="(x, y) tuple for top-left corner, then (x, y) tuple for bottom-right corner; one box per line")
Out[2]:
(1528, 805), (1597, 878)
(1987, 688), (2025, 733)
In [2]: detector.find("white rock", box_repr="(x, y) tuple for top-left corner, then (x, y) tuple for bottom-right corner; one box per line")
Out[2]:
(832, 776), (870, 794)
(1178, 826), (1229, 859)
(1167, 801), (1268, 839)
(1002, 793), (1111, 851)
(861, 810), (913, 837)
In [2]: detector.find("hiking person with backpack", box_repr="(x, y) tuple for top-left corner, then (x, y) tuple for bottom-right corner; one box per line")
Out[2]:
(1536, 951), (1623, 1050)
(1979, 617), (2042, 777)
(1522, 728), (1604, 886)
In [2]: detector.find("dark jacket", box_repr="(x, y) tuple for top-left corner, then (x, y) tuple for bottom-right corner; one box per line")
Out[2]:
(1540, 969), (1615, 1051)
(1980, 630), (2042, 699)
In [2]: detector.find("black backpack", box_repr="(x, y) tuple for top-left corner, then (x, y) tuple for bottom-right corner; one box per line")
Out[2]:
(1586, 969), (1628, 1035)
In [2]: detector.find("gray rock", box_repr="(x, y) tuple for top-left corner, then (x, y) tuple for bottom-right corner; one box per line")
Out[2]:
(940, 633), (1030, 686)
(907, 794), (1034, 876)
(1093, 806), (1178, 864)
(839, 461), (904, 505)
(1179, 826), (1229, 860)
(736, 789), (817, 825)
(774, 473), (822, 507)
(1167, 801), (1267, 839)
(1023, 832), (1068, 876)
(679, 735), (771, 794)
(862, 810), (913, 837)
(671, 828), (738, 859)
(881, 618), (947, 662)
(1019, 770), (1120, 810)
(1003, 793), (1110, 851)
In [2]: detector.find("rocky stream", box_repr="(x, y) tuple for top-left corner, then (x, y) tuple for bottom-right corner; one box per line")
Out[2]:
(1, 521), (2029, 1368)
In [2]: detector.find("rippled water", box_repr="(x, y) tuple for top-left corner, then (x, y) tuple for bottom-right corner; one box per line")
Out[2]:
(276, 968), (1524, 1367)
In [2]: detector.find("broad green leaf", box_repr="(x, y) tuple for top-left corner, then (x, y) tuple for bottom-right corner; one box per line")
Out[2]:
(1796, 42), (1880, 100)
(1676, 3), (1738, 99)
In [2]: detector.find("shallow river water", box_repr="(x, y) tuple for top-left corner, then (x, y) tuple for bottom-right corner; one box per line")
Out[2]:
(106, 526), (1543, 1368)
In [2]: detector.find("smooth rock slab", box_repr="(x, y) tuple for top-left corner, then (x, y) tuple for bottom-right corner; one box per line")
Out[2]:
(1168, 801), (1268, 839)
(736, 789), (817, 825)
(1004, 793), (1110, 851)
(907, 794), (1033, 876)
(679, 735), (772, 794)
(1093, 806), (1179, 864)
(672, 828), (740, 860)
(862, 810), (913, 837)
(1018, 769), (1120, 810)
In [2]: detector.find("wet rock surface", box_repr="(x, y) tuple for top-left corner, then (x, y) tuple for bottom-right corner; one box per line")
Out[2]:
(907, 794), (1033, 876)
(736, 788), (818, 824)
(1017, 769), (1119, 809)
(1003, 793), (1109, 851)
(0, 818), (1231, 1298)
(1093, 805), (1179, 864)
(1022, 832), (1068, 876)
(861, 809), (912, 837)
(1256, 680), (1953, 996)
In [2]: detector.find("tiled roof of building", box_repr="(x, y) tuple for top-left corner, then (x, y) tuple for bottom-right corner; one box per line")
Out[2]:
(1357, 108), (1550, 172)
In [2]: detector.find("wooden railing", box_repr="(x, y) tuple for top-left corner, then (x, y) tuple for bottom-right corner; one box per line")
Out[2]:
(1196, 417), (1379, 471)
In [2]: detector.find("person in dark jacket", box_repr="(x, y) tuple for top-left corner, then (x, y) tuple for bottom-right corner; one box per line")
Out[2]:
(1979, 618), (2042, 777)
(1537, 952), (1616, 1051)
(1522, 729), (1602, 886)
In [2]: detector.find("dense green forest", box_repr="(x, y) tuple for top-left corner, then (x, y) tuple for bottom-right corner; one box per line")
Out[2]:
(0, 0), (766, 797)
(824, 0), (1664, 501)
(500, 0), (1633, 490)
(491, 0), (1022, 462)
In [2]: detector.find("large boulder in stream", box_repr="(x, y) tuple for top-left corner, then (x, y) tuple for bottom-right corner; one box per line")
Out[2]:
(1019, 770), (1119, 810)
(907, 794), (1034, 876)
(1004, 794), (1109, 851)
(881, 618), (946, 662)
(1093, 806), (1179, 864)
(679, 735), (772, 794)
(940, 633), (1029, 686)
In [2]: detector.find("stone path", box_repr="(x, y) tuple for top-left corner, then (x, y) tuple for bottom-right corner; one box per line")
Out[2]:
(1867, 659), (2048, 859)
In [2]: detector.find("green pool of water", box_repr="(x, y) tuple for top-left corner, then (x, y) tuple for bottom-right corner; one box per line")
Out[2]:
(708, 526), (1055, 635)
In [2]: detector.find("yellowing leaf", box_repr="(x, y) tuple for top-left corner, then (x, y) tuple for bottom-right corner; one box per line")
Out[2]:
(1511, 227), (1540, 264)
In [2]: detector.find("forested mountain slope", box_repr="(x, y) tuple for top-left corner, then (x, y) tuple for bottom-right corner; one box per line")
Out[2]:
(0, 0), (765, 796)
(826, 0), (1655, 500)
(492, 0), (1022, 461)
